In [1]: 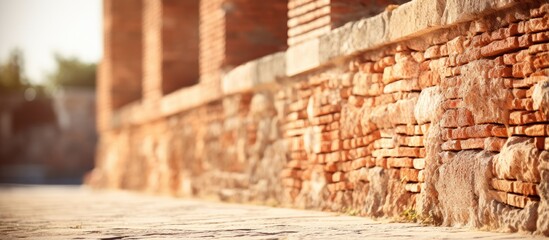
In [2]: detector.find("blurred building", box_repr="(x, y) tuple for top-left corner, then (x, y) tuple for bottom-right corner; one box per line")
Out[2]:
(0, 88), (96, 183)
(88, 0), (549, 235)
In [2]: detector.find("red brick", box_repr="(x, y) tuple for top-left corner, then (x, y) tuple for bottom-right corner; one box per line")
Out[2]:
(471, 32), (491, 47)
(484, 137), (507, 152)
(529, 43), (549, 55)
(324, 162), (338, 172)
(374, 138), (395, 149)
(460, 138), (484, 150)
(375, 157), (388, 169)
(512, 61), (535, 78)
(387, 157), (414, 168)
(424, 45), (441, 59)
(488, 65), (513, 78)
(490, 190), (508, 203)
(527, 16), (549, 33)
(512, 181), (538, 196)
(331, 172), (346, 182)
(290, 151), (309, 161)
(524, 124), (547, 136)
(397, 136), (424, 147)
(480, 37), (520, 57)
(400, 168), (420, 182)
(491, 178), (513, 192)
(532, 31), (549, 43)
(533, 52), (549, 69)
(503, 52), (517, 65)
(441, 140), (461, 151)
(457, 108), (475, 127)
(507, 193), (538, 208)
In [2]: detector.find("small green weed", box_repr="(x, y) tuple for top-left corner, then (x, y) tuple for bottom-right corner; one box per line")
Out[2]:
(400, 208), (418, 222)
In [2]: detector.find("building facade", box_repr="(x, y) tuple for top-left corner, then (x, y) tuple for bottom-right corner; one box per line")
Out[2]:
(87, 0), (549, 235)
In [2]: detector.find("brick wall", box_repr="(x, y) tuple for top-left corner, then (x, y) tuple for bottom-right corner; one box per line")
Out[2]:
(199, 0), (225, 84)
(224, 0), (288, 67)
(200, 0), (288, 83)
(104, 0), (143, 109)
(142, 0), (162, 102)
(161, 0), (200, 94)
(288, 0), (410, 46)
(90, 0), (549, 236)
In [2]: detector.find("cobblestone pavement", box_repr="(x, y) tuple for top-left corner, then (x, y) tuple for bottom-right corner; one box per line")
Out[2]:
(0, 185), (544, 239)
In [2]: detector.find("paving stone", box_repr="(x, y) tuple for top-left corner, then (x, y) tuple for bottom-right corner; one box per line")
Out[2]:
(0, 186), (543, 240)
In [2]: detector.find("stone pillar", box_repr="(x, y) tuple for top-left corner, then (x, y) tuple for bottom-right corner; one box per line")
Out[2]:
(199, 0), (288, 84)
(199, 0), (226, 85)
(99, 0), (143, 131)
(143, 0), (200, 100)
(142, 0), (163, 103)
(161, 0), (200, 94)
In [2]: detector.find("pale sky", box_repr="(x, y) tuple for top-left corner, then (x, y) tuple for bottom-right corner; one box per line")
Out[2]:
(0, 0), (102, 84)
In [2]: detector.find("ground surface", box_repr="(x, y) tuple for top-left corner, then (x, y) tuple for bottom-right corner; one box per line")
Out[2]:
(0, 185), (544, 239)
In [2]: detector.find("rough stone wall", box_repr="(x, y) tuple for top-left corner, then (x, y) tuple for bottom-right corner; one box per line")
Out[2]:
(89, 0), (549, 236)
(279, 2), (549, 232)
(90, 93), (287, 202)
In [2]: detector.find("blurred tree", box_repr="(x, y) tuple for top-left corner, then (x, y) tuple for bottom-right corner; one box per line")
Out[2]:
(47, 54), (96, 88)
(0, 49), (28, 91)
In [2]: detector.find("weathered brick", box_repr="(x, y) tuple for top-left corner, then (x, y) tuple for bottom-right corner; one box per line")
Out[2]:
(441, 140), (461, 151)
(424, 45), (441, 59)
(507, 193), (538, 209)
(441, 109), (458, 128)
(400, 168), (420, 182)
(533, 52), (549, 69)
(460, 138), (485, 150)
(383, 79), (420, 93)
(532, 30), (549, 43)
(512, 61), (535, 78)
(524, 124), (547, 136)
(374, 138), (395, 149)
(491, 190), (507, 204)
(481, 37), (520, 57)
(413, 158), (425, 170)
(418, 170), (425, 182)
(405, 183), (421, 193)
(529, 43), (549, 55)
(491, 178), (513, 192)
(488, 65), (513, 78)
(447, 36), (465, 55)
(484, 137), (507, 152)
(527, 16), (549, 33)
(512, 181), (538, 196)
(397, 136), (424, 147)
(387, 157), (414, 168)
(331, 172), (346, 182)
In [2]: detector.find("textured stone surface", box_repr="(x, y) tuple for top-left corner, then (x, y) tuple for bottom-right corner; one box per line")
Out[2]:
(1, 186), (545, 240)
(222, 52), (286, 95)
(532, 80), (549, 117)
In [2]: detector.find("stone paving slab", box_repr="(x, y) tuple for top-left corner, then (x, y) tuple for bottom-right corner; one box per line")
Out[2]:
(0, 185), (544, 240)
